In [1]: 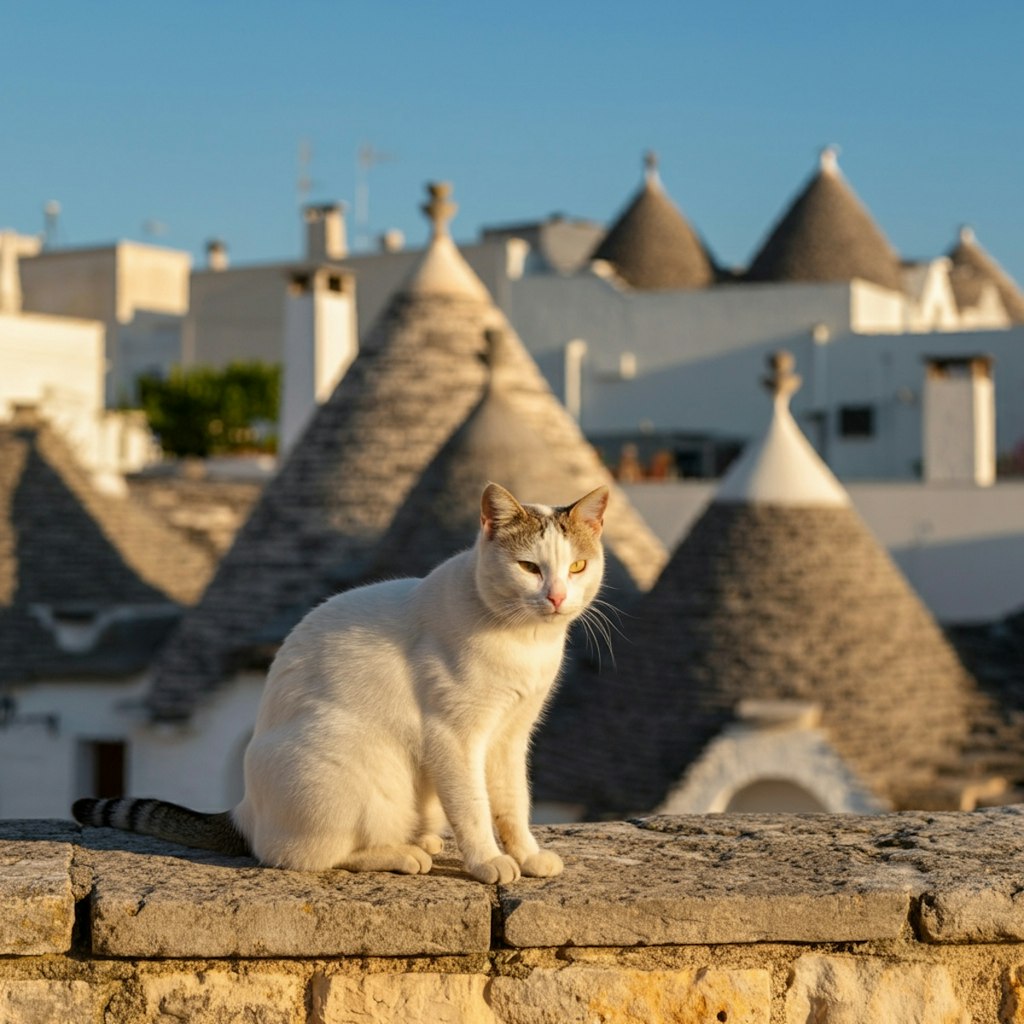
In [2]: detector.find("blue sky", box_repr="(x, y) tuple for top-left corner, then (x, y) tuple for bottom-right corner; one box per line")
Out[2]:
(4, 1), (1023, 283)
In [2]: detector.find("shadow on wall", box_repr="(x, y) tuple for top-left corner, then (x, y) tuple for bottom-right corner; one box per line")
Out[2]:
(891, 533), (1024, 624)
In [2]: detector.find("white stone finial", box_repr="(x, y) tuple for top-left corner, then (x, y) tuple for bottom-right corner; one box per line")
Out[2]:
(819, 145), (840, 175)
(762, 350), (802, 404)
(422, 182), (457, 239)
(958, 224), (976, 245)
(643, 149), (659, 185)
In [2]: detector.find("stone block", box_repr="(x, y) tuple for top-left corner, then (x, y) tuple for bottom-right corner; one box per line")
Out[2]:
(786, 955), (968, 1024)
(321, 973), (494, 1024)
(0, 841), (75, 954)
(500, 820), (911, 947)
(82, 837), (491, 957)
(489, 965), (771, 1024)
(918, 888), (1024, 944)
(1002, 966), (1024, 1023)
(0, 980), (107, 1024)
(137, 971), (305, 1024)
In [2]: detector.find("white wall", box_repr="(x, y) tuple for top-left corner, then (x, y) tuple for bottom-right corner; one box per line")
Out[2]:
(0, 672), (265, 819)
(623, 479), (1024, 624)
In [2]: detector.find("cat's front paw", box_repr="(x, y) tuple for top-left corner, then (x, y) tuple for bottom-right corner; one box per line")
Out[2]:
(520, 850), (564, 878)
(467, 854), (521, 884)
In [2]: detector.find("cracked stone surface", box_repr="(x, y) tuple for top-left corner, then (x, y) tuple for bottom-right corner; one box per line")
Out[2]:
(500, 808), (1024, 947)
(3, 810), (1024, 958)
(75, 831), (492, 958)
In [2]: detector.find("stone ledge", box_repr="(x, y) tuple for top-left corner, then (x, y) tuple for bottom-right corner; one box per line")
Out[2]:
(5, 803), (1024, 1024)
(2, 808), (1024, 959)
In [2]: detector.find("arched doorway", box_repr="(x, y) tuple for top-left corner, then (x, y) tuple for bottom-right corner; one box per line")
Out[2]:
(723, 778), (828, 813)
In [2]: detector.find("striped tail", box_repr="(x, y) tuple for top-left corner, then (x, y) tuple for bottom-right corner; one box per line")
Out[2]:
(72, 797), (250, 857)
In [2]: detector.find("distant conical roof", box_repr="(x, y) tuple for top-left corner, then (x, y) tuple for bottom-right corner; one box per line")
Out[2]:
(534, 351), (981, 815)
(0, 411), (213, 683)
(746, 147), (903, 291)
(590, 152), (715, 290)
(369, 330), (657, 593)
(146, 183), (667, 720)
(947, 225), (1024, 324)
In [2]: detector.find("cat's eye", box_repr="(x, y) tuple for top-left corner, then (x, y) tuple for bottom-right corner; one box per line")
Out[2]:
(569, 559), (587, 573)
(518, 560), (542, 575)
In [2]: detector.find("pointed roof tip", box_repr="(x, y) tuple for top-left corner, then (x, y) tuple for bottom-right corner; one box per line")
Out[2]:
(422, 181), (457, 239)
(762, 349), (802, 403)
(958, 223), (976, 245)
(819, 144), (841, 175)
(399, 181), (492, 302)
(643, 149), (661, 187)
(716, 350), (850, 508)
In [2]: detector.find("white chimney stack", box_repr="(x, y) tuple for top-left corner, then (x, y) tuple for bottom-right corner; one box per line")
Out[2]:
(206, 239), (229, 271)
(923, 355), (995, 486)
(304, 203), (347, 262)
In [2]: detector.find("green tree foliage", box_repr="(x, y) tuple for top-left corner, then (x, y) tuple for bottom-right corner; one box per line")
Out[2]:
(138, 362), (281, 457)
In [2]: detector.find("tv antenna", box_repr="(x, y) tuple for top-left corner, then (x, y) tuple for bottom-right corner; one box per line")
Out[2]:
(296, 138), (315, 206)
(355, 142), (395, 251)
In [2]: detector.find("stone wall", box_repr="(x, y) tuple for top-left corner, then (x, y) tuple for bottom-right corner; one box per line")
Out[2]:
(4, 809), (1024, 1022)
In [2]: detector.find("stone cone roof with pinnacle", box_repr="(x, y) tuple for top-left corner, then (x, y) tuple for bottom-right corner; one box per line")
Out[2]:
(590, 152), (715, 290)
(368, 329), (656, 595)
(533, 351), (989, 816)
(745, 147), (904, 291)
(947, 225), (1024, 324)
(145, 183), (667, 721)
(0, 410), (214, 684)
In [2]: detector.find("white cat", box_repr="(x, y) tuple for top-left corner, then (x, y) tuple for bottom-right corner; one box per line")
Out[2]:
(74, 482), (608, 884)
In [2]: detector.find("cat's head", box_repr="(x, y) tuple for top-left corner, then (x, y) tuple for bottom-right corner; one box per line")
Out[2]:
(474, 482), (608, 626)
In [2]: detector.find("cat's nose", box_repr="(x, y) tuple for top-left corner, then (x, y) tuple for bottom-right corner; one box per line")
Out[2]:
(547, 591), (566, 611)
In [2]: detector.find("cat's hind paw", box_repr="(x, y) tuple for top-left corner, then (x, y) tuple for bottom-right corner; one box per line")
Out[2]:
(520, 850), (564, 878)
(467, 854), (521, 884)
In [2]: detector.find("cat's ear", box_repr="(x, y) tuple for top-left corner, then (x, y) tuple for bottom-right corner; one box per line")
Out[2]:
(480, 482), (527, 539)
(569, 485), (609, 537)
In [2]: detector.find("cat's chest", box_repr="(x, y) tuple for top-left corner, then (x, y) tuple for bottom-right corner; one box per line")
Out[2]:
(421, 627), (564, 704)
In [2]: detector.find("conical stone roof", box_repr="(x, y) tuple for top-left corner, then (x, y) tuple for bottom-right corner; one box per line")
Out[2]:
(0, 410), (214, 683)
(745, 148), (904, 291)
(146, 183), (667, 720)
(947, 225), (1024, 324)
(368, 330), (654, 593)
(590, 152), (715, 290)
(533, 352), (983, 815)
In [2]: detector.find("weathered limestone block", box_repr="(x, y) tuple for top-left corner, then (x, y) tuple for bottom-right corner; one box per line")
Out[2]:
(786, 955), (968, 1024)
(0, 980), (108, 1024)
(320, 967), (770, 1024)
(135, 971), (305, 1024)
(501, 821), (912, 947)
(80, 836), (491, 957)
(488, 965), (771, 1024)
(918, 888), (1024, 944)
(321, 973), (495, 1024)
(0, 841), (74, 954)
(1001, 966), (1024, 1023)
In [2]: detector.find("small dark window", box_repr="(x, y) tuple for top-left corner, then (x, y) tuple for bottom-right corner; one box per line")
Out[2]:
(90, 741), (126, 798)
(838, 405), (875, 438)
(327, 275), (343, 292)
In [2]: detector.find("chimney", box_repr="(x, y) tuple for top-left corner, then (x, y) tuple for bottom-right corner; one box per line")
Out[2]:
(304, 203), (347, 262)
(206, 239), (229, 271)
(378, 228), (405, 253)
(922, 355), (995, 486)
